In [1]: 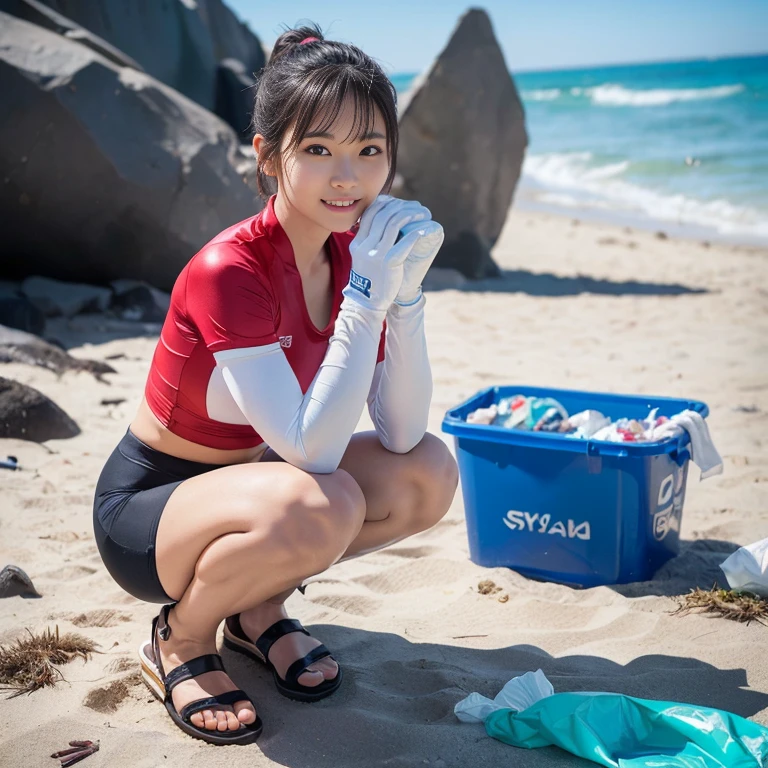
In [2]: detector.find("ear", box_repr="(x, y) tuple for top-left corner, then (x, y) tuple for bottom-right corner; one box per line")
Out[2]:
(252, 134), (277, 177)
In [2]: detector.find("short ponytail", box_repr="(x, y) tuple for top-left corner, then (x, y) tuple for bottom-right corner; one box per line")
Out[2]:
(269, 23), (324, 62)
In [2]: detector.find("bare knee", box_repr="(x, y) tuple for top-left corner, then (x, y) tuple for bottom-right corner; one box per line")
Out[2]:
(405, 434), (459, 530)
(274, 468), (366, 571)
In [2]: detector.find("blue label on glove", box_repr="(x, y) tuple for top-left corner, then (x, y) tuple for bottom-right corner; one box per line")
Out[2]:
(349, 270), (372, 298)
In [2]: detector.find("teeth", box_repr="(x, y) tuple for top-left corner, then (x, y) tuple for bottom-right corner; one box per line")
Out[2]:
(324, 199), (356, 207)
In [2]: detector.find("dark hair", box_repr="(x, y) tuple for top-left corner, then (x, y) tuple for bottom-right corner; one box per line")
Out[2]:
(252, 23), (399, 199)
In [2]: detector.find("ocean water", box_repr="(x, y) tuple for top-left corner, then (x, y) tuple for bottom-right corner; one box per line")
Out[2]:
(392, 55), (768, 244)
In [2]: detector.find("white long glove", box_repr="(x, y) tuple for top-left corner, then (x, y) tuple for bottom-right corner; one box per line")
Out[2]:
(342, 196), (430, 313)
(394, 218), (445, 306)
(366, 198), (444, 452)
(215, 197), (428, 473)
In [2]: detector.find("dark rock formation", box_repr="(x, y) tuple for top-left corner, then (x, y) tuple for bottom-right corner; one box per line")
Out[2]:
(0, 323), (116, 379)
(0, 0), (143, 70)
(0, 12), (260, 290)
(0, 375), (80, 441)
(21, 276), (111, 317)
(0, 565), (42, 598)
(216, 58), (256, 137)
(31, 0), (265, 133)
(0, 297), (46, 335)
(110, 279), (170, 322)
(395, 9), (528, 278)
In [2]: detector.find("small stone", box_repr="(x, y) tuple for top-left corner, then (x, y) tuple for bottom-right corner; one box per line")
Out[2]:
(0, 565), (42, 598)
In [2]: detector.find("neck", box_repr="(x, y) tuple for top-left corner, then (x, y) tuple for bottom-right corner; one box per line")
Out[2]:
(273, 193), (330, 272)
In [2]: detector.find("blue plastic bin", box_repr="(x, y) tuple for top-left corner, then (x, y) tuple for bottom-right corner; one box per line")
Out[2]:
(441, 386), (709, 587)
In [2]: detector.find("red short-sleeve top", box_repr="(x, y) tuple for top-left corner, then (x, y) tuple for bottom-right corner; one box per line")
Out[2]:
(144, 195), (386, 450)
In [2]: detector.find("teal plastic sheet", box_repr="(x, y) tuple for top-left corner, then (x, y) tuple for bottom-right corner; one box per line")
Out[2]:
(485, 692), (768, 768)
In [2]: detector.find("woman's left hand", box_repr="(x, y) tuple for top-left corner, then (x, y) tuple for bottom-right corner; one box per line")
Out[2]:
(394, 217), (444, 306)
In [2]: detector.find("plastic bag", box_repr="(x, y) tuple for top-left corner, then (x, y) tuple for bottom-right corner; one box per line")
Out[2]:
(720, 538), (768, 597)
(456, 672), (768, 768)
(454, 669), (553, 723)
(485, 692), (768, 767)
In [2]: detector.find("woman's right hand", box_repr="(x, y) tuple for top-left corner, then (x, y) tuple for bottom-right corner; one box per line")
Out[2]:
(342, 196), (429, 313)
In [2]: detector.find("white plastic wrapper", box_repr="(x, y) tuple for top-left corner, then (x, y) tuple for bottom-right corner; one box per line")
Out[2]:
(565, 410), (611, 440)
(466, 404), (498, 425)
(720, 538), (768, 597)
(454, 669), (554, 723)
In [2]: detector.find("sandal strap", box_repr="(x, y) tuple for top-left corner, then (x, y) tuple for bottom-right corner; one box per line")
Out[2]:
(179, 689), (251, 723)
(151, 603), (177, 679)
(254, 618), (309, 659)
(284, 644), (333, 687)
(165, 653), (226, 693)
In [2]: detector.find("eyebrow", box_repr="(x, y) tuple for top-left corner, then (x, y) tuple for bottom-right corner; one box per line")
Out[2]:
(303, 130), (386, 141)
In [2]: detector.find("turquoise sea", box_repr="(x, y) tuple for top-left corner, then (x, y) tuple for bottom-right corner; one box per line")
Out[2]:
(392, 55), (768, 244)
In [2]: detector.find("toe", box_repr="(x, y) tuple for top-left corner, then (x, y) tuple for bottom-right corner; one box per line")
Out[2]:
(235, 701), (256, 725)
(190, 711), (205, 729)
(297, 667), (325, 688)
(308, 657), (339, 681)
(320, 658), (339, 680)
(225, 710), (241, 731)
(216, 709), (230, 732)
(203, 709), (218, 730)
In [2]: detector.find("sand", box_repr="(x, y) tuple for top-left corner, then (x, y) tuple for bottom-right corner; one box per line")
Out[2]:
(1, 208), (767, 767)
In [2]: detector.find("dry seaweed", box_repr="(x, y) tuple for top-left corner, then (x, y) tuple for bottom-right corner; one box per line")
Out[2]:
(0, 626), (97, 697)
(673, 586), (768, 626)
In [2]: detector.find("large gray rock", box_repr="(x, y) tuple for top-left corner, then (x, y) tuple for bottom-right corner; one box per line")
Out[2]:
(33, 0), (265, 133)
(395, 9), (528, 278)
(0, 12), (260, 291)
(196, 0), (265, 75)
(36, 0), (220, 109)
(215, 58), (257, 138)
(0, 0), (143, 70)
(0, 376), (80, 441)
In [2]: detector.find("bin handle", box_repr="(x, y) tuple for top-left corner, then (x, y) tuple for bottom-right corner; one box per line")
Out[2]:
(671, 448), (691, 467)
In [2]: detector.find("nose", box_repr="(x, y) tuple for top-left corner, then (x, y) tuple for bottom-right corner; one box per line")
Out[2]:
(330, 156), (358, 189)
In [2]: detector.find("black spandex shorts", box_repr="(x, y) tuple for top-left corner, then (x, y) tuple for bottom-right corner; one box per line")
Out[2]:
(93, 429), (223, 604)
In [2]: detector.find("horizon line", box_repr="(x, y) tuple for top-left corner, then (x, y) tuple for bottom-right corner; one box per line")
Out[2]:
(390, 49), (768, 77)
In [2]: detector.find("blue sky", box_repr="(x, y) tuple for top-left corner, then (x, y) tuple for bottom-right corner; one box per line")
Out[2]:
(228, 0), (767, 74)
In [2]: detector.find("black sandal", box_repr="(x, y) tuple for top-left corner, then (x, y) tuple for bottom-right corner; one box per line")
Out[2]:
(223, 615), (342, 702)
(139, 605), (263, 745)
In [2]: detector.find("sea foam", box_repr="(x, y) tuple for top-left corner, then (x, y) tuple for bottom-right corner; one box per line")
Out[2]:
(585, 83), (745, 107)
(524, 152), (768, 239)
(520, 83), (746, 107)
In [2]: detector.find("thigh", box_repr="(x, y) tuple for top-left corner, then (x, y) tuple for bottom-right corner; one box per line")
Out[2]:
(154, 460), (364, 601)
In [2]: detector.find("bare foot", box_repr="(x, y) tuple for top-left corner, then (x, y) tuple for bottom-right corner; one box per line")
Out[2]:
(153, 625), (257, 732)
(238, 601), (338, 687)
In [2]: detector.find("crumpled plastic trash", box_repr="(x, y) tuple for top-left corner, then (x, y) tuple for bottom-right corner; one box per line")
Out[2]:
(454, 669), (553, 723)
(720, 538), (768, 597)
(466, 404), (498, 426)
(565, 409), (613, 439)
(496, 394), (531, 429)
(464, 399), (723, 480)
(455, 670), (768, 768)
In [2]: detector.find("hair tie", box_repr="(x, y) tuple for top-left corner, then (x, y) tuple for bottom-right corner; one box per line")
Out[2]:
(300, 36), (319, 45)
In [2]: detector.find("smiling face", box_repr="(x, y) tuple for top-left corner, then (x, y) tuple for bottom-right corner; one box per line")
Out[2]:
(261, 97), (391, 234)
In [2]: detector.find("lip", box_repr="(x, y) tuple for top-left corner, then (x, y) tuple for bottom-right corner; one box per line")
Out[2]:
(321, 198), (361, 212)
